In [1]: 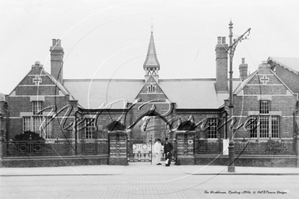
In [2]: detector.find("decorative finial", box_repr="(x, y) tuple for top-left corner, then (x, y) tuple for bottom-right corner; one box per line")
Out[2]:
(229, 20), (233, 28)
(151, 18), (153, 32)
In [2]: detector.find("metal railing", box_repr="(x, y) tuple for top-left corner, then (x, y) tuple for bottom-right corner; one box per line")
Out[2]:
(3, 139), (109, 157)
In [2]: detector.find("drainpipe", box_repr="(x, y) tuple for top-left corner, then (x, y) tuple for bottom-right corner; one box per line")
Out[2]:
(293, 105), (299, 166)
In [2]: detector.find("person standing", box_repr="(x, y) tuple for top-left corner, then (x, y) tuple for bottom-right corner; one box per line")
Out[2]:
(153, 139), (162, 165)
(163, 137), (173, 167)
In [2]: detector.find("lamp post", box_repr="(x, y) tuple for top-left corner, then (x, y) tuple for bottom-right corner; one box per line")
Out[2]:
(227, 21), (251, 172)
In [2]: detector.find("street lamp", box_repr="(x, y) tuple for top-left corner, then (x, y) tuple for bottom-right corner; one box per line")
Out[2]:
(227, 21), (251, 172)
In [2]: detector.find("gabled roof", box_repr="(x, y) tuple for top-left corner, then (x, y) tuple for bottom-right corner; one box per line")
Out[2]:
(43, 70), (75, 100)
(143, 31), (160, 70)
(267, 57), (299, 74)
(233, 71), (258, 95)
(134, 75), (169, 102)
(9, 69), (32, 96)
(233, 66), (294, 96)
(8, 63), (74, 100)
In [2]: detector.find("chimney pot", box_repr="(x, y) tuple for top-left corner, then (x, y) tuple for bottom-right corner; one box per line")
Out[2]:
(239, 58), (248, 81)
(52, 39), (61, 47)
(222, 37), (226, 44)
(217, 36), (222, 44)
(52, 39), (56, 46)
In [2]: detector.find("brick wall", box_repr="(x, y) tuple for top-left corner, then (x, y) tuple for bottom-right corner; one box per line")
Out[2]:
(6, 63), (76, 140)
(0, 101), (7, 142)
(233, 66), (297, 142)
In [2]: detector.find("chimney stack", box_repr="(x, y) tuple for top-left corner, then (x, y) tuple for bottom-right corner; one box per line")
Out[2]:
(215, 36), (228, 92)
(239, 58), (248, 81)
(50, 39), (64, 83)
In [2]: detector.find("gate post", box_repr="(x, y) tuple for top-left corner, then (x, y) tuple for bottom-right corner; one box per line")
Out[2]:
(108, 130), (128, 165)
(176, 130), (195, 165)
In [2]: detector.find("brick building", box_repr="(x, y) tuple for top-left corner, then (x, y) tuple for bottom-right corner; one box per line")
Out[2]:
(0, 31), (298, 167)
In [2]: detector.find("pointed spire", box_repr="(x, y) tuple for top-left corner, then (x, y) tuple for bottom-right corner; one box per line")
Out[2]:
(151, 20), (154, 32)
(143, 31), (160, 70)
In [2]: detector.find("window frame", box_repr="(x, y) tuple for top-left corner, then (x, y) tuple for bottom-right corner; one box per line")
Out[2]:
(85, 118), (95, 139)
(32, 101), (42, 115)
(22, 116), (53, 139)
(207, 118), (218, 139)
(248, 115), (280, 139)
(271, 116), (280, 138)
(23, 116), (31, 132)
(259, 115), (269, 138)
(249, 116), (258, 138)
(147, 84), (156, 93)
(259, 100), (270, 114)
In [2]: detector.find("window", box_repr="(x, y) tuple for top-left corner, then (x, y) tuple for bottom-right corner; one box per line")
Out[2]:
(260, 116), (269, 138)
(23, 116), (52, 138)
(85, 118), (95, 139)
(33, 116), (43, 133)
(207, 118), (218, 138)
(41, 117), (52, 139)
(271, 116), (279, 138)
(248, 115), (280, 139)
(23, 117), (31, 132)
(32, 101), (42, 115)
(259, 100), (270, 114)
(248, 116), (258, 138)
(147, 84), (156, 93)
(23, 100), (52, 138)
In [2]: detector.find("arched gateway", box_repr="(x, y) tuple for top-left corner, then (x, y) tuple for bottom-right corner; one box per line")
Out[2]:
(126, 110), (173, 163)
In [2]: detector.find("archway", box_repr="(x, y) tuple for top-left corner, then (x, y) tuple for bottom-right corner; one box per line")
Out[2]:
(127, 111), (171, 163)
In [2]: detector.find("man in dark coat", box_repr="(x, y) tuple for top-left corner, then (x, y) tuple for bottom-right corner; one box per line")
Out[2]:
(163, 137), (173, 166)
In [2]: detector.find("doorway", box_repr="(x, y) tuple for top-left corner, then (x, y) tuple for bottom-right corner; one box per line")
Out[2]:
(127, 116), (168, 164)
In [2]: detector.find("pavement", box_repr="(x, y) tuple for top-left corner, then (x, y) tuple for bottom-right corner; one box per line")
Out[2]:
(0, 162), (298, 176)
(1, 163), (299, 199)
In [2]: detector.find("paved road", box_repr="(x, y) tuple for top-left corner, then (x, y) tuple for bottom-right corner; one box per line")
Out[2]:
(0, 164), (299, 199)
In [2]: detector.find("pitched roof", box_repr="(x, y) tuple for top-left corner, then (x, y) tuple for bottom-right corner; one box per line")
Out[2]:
(233, 66), (294, 96)
(64, 79), (144, 109)
(233, 71), (258, 95)
(160, 78), (240, 109)
(64, 78), (240, 109)
(8, 63), (74, 100)
(43, 70), (75, 99)
(134, 75), (169, 101)
(267, 57), (299, 74)
(143, 31), (160, 70)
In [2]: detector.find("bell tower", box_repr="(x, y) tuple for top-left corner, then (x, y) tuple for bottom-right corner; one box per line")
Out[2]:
(143, 30), (160, 82)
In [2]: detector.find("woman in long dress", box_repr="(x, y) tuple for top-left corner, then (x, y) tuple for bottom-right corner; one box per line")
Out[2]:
(153, 139), (162, 165)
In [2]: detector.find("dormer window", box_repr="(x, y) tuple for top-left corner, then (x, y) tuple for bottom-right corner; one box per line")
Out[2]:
(147, 84), (156, 93)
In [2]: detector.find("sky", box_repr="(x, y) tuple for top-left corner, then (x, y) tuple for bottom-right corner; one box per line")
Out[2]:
(0, 0), (299, 95)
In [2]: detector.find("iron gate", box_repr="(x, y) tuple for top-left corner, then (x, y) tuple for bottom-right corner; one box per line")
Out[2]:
(127, 139), (152, 162)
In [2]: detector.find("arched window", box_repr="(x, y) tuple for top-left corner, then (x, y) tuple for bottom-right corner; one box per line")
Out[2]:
(147, 84), (156, 93)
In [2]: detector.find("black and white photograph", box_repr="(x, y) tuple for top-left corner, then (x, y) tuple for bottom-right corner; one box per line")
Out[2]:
(0, 0), (299, 198)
